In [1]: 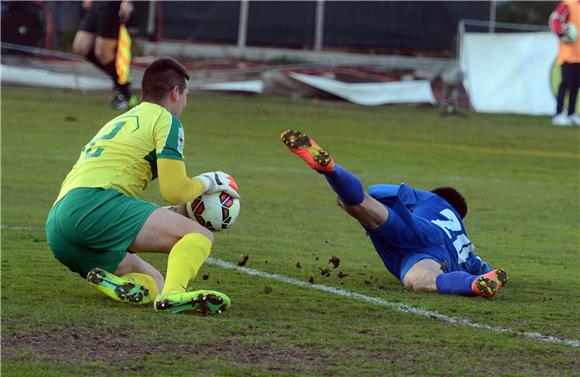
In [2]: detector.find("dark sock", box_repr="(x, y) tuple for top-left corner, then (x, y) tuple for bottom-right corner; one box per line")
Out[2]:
(85, 50), (116, 80)
(85, 50), (105, 72)
(324, 163), (365, 205)
(117, 83), (131, 98)
(101, 60), (128, 96)
(435, 271), (478, 296)
(85, 51), (130, 97)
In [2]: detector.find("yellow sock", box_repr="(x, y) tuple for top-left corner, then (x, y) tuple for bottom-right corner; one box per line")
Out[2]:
(122, 272), (159, 302)
(161, 233), (212, 295)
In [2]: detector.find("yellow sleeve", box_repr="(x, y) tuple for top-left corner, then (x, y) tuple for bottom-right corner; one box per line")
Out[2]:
(157, 158), (206, 204)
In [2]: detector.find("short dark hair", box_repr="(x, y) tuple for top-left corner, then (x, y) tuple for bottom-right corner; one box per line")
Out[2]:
(142, 57), (190, 102)
(431, 186), (468, 219)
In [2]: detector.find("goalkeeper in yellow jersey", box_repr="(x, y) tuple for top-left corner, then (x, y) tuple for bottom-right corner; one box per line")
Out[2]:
(45, 57), (239, 315)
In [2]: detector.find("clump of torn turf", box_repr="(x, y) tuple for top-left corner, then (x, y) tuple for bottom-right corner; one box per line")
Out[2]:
(329, 256), (340, 269)
(238, 255), (249, 267)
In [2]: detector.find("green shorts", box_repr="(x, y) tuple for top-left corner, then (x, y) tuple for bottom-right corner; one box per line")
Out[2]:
(45, 188), (158, 278)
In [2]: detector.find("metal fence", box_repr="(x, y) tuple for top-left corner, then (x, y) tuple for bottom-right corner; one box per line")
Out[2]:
(156, 1), (491, 55)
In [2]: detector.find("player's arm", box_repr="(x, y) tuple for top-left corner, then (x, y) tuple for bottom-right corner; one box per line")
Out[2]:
(549, 2), (569, 37)
(154, 113), (205, 204)
(154, 113), (239, 205)
(157, 158), (205, 205)
(157, 159), (240, 205)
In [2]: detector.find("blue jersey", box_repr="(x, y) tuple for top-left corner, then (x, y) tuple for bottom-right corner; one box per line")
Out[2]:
(365, 184), (491, 283)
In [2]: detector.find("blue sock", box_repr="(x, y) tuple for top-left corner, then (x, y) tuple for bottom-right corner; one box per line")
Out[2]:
(324, 163), (365, 205)
(436, 271), (478, 296)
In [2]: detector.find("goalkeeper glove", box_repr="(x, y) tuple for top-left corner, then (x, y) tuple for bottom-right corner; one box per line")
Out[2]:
(195, 171), (240, 199)
(560, 23), (577, 43)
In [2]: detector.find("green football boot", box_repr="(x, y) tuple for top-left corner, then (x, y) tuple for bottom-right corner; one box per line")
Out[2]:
(154, 290), (231, 315)
(86, 267), (152, 305)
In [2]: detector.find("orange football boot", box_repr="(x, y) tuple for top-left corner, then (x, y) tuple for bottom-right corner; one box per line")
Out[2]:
(280, 130), (334, 173)
(471, 269), (508, 298)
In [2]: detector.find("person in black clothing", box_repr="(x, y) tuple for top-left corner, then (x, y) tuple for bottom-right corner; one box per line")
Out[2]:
(72, 0), (134, 110)
(549, 0), (580, 126)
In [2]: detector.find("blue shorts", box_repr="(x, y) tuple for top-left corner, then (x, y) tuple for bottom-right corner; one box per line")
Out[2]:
(366, 202), (453, 284)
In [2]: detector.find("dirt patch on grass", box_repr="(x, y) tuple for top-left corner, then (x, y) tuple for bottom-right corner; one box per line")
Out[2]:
(5, 325), (577, 376)
(1, 325), (340, 372)
(2, 326), (145, 364)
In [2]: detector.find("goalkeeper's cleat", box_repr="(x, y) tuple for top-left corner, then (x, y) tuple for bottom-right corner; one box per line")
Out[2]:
(280, 130), (334, 173)
(471, 269), (508, 298)
(87, 267), (153, 304)
(154, 290), (231, 315)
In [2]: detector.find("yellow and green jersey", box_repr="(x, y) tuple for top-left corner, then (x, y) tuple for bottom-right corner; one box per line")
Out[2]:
(56, 102), (184, 203)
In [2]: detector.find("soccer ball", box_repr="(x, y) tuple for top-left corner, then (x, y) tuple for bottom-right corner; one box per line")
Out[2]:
(186, 192), (240, 231)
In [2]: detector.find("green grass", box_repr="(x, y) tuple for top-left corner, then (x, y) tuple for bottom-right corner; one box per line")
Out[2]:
(2, 87), (579, 376)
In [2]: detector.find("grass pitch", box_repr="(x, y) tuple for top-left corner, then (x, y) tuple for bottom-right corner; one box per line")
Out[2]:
(2, 87), (579, 376)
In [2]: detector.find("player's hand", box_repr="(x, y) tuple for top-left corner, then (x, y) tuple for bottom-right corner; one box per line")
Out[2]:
(119, 0), (134, 20)
(195, 171), (240, 199)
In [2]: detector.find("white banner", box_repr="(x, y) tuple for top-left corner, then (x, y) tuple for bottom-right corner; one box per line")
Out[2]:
(0, 64), (111, 91)
(460, 32), (558, 115)
(0, 64), (263, 93)
(190, 80), (263, 93)
(289, 73), (436, 106)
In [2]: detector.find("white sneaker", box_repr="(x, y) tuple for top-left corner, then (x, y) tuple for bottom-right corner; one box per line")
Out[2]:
(552, 113), (573, 126)
(568, 114), (580, 126)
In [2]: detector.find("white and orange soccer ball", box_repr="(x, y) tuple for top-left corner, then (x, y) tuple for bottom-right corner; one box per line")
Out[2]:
(186, 192), (240, 231)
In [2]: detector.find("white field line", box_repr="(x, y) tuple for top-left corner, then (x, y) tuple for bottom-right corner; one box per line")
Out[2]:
(1, 225), (42, 230)
(4, 224), (578, 348)
(206, 257), (580, 349)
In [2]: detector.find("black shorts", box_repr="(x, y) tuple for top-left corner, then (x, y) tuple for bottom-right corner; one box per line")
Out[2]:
(78, 1), (121, 39)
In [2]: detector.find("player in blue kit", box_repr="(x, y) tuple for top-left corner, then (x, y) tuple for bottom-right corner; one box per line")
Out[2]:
(281, 130), (507, 297)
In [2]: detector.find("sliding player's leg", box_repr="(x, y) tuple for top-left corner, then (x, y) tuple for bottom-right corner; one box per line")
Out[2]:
(403, 258), (507, 297)
(281, 130), (388, 229)
(402, 259), (442, 292)
(281, 130), (508, 298)
(130, 208), (231, 315)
